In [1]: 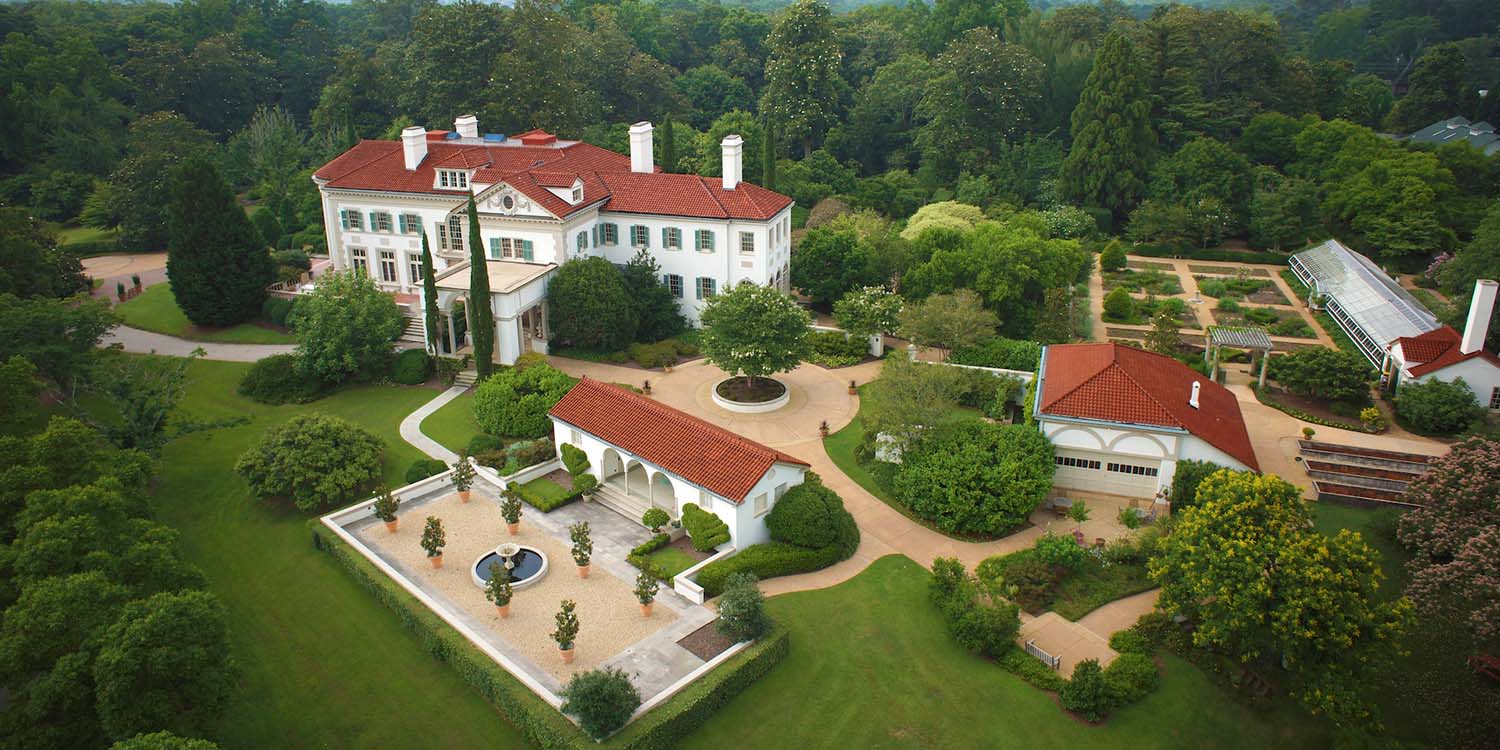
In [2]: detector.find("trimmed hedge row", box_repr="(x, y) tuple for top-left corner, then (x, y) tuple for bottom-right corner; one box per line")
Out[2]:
(513, 479), (581, 512)
(311, 522), (787, 750)
(694, 542), (845, 598)
(626, 533), (675, 582)
(1248, 383), (1364, 431)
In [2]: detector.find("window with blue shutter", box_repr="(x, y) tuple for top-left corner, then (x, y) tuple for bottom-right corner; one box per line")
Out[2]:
(488, 238), (501, 260)
(397, 214), (407, 233)
(520, 240), (534, 261)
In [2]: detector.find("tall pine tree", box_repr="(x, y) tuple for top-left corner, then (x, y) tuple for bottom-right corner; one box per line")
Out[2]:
(659, 112), (677, 173)
(466, 195), (495, 378)
(166, 156), (274, 326)
(420, 231), (442, 354)
(1060, 31), (1156, 225)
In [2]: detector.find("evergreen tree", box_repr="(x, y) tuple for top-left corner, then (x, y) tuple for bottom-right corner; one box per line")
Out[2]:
(467, 195), (495, 378)
(420, 231), (441, 354)
(760, 0), (844, 157)
(659, 112), (677, 173)
(762, 115), (777, 190)
(165, 156), (273, 326)
(1386, 43), (1468, 133)
(1060, 31), (1156, 224)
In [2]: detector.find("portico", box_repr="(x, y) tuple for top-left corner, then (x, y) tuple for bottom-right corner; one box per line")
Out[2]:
(426, 259), (556, 365)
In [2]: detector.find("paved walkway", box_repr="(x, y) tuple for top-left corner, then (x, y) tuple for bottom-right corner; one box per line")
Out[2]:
(101, 325), (297, 361)
(83, 253), (168, 302)
(400, 385), (468, 463)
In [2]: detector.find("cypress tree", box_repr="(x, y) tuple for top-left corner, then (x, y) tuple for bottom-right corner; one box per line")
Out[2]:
(466, 194), (495, 378)
(166, 155), (274, 326)
(761, 116), (777, 190)
(1060, 31), (1156, 225)
(659, 112), (677, 173)
(420, 231), (442, 354)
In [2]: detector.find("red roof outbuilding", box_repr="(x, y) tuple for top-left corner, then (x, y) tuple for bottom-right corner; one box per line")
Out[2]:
(1392, 325), (1500, 377)
(548, 378), (808, 502)
(1038, 343), (1259, 471)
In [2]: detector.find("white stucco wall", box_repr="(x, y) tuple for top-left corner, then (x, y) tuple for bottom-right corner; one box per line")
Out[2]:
(1404, 357), (1500, 408)
(1040, 417), (1253, 494)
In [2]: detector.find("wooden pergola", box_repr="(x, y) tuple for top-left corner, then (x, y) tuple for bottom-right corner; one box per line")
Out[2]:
(1207, 326), (1273, 386)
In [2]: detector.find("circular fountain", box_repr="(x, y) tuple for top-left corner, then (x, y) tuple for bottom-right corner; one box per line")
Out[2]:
(471, 542), (549, 590)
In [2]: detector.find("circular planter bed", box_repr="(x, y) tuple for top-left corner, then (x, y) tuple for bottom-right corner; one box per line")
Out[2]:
(712, 376), (790, 413)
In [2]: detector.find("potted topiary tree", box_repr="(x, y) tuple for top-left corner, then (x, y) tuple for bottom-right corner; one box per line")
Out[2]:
(371, 488), (400, 533)
(485, 562), (514, 618)
(421, 516), (446, 568)
(641, 507), (670, 534)
(500, 485), (523, 535)
(573, 473), (598, 502)
(570, 521), (593, 578)
(451, 456), (476, 503)
(1302, 427), (1316, 441)
(553, 599), (580, 663)
(1067, 500), (1091, 531)
(131, 274), (142, 292)
(116, 281), (127, 301)
(634, 571), (659, 617)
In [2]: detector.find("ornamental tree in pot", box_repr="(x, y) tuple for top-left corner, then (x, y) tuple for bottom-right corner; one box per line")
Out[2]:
(371, 488), (400, 533)
(553, 599), (580, 663)
(570, 521), (593, 578)
(641, 507), (670, 534)
(421, 516), (446, 568)
(500, 485), (523, 534)
(634, 571), (660, 617)
(573, 473), (598, 501)
(451, 456), (476, 502)
(485, 563), (514, 618)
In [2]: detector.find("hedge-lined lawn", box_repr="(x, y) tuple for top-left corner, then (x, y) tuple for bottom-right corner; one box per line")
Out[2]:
(116, 284), (297, 344)
(518, 476), (574, 510)
(648, 547), (699, 580)
(420, 391), (482, 454)
(153, 359), (529, 749)
(684, 555), (1329, 750)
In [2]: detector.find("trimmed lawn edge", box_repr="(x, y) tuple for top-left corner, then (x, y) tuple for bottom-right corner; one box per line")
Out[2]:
(310, 521), (789, 749)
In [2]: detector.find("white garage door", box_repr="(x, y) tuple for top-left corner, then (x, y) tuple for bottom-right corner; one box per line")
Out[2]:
(1052, 450), (1161, 498)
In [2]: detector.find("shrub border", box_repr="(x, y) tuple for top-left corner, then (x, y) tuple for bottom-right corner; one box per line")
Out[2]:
(310, 521), (788, 749)
(1248, 383), (1366, 431)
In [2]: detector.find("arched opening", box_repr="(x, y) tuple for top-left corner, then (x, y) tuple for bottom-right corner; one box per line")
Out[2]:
(626, 462), (649, 498)
(650, 472), (677, 517)
(601, 449), (624, 483)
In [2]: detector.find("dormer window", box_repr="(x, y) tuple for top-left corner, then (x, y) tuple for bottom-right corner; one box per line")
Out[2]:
(437, 170), (469, 190)
(571, 184), (583, 203)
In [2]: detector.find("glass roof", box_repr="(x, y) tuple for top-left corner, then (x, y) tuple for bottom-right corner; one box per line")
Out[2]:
(1290, 240), (1440, 346)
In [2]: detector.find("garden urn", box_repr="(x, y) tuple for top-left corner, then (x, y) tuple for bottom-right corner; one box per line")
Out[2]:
(559, 645), (575, 664)
(459, 490), (471, 503)
(429, 554), (444, 569)
(385, 520), (398, 534)
(496, 604), (510, 619)
(507, 522), (520, 535)
(640, 601), (654, 618)
(577, 563), (591, 579)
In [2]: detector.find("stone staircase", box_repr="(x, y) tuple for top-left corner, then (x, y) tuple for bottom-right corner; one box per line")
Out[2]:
(451, 369), (479, 388)
(591, 482), (651, 527)
(399, 316), (426, 344)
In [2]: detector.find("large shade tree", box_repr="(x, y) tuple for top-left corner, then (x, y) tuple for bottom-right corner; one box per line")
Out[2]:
(1149, 471), (1412, 725)
(165, 155), (274, 326)
(547, 256), (638, 352)
(759, 0), (844, 157)
(1061, 31), (1156, 223)
(287, 270), (401, 385)
(916, 28), (1044, 175)
(699, 281), (811, 396)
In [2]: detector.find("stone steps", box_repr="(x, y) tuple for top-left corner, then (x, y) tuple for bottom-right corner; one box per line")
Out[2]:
(399, 316), (426, 343)
(451, 370), (479, 388)
(591, 482), (650, 527)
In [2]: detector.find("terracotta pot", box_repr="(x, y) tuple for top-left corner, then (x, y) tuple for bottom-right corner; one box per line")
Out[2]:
(496, 604), (510, 619)
(848, 386), (857, 395)
(384, 520), (398, 534)
(559, 646), (575, 664)
(640, 601), (654, 617)
(429, 554), (444, 569)
(459, 490), (471, 503)
(506, 522), (519, 535)
(577, 563), (591, 579)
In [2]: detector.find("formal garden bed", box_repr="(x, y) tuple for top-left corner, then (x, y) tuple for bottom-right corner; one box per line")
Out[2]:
(1188, 264), (1271, 277)
(1213, 300), (1316, 338)
(1102, 292), (1201, 328)
(1194, 275), (1289, 305)
(1102, 268), (1183, 296)
(976, 532), (1157, 621)
(552, 335), (703, 371)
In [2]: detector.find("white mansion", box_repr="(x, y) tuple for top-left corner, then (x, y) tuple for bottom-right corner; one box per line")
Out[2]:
(313, 116), (794, 364)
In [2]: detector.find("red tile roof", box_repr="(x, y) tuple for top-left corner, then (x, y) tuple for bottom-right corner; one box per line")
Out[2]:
(313, 133), (792, 222)
(1039, 343), (1259, 471)
(548, 378), (808, 502)
(1393, 325), (1500, 376)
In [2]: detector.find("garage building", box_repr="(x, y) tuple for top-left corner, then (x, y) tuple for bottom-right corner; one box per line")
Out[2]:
(1034, 343), (1260, 499)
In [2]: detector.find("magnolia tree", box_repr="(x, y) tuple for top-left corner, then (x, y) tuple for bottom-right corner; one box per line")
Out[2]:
(699, 282), (810, 397)
(1398, 437), (1500, 647)
(833, 286), (903, 348)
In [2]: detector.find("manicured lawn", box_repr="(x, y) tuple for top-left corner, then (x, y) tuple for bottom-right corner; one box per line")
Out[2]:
(116, 284), (297, 344)
(421, 391), (481, 453)
(647, 547), (699, 580)
(53, 223), (118, 246)
(518, 476), (574, 510)
(683, 555), (1330, 750)
(151, 359), (529, 749)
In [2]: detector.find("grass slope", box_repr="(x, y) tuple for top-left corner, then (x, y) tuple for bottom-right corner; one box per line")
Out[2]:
(117, 284), (297, 344)
(420, 391), (481, 454)
(683, 555), (1328, 750)
(154, 359), (528, 749)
